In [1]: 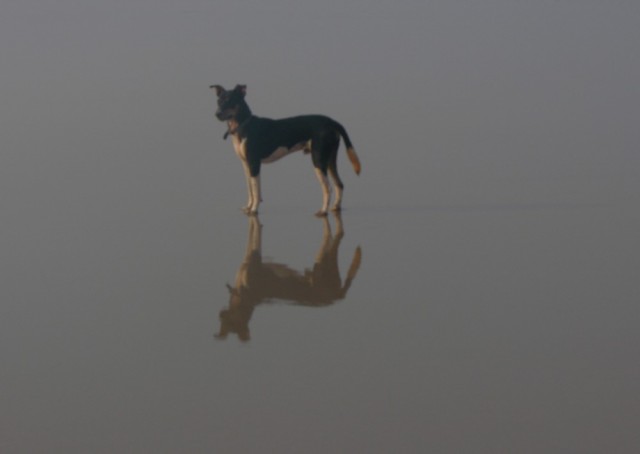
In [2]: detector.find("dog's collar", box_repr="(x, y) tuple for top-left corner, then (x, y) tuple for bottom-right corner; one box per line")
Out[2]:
(223, 116), (253, 140)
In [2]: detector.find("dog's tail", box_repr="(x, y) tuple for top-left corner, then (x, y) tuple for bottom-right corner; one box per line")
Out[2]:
(334, 121), (361, 175)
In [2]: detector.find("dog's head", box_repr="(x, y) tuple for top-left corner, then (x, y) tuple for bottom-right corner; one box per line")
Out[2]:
(209, 84), (247, 121)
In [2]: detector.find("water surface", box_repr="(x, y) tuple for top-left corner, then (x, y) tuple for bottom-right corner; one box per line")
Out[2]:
(2, 1), (639, 453)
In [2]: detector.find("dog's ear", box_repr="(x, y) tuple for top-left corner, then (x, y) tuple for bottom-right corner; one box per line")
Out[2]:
(210, 85), (226, 96)
(234, 84), (247, 96)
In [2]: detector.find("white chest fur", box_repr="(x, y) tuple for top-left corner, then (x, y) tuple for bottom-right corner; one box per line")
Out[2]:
(232, 136), (248, 161)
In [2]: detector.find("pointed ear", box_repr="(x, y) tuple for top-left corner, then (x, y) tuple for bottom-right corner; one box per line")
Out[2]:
(210, 85), (226, 96)
(235, 84), (247, 96)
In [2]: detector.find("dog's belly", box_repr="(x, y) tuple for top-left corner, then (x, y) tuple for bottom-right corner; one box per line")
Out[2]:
(261, 142), (308, 164)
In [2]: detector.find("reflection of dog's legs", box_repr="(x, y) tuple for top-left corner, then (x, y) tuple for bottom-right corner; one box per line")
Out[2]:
(247, 215), (262, 256)
(234, 215), (262, 289)
(219, 216), (263, 341)
(332, 211), (344, 242)
(327, 213), (344, 264)
(312, 212), (361, 296)
(345, 247), (362, 286)
(335, 212), (361, 296)
(315, 215), (333, 264)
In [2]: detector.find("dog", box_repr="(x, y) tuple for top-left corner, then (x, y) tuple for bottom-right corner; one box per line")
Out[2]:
(210, 84), (361, 216)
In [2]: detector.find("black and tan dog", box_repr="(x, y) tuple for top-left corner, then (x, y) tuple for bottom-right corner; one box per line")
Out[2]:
(210, 84), (361, 216)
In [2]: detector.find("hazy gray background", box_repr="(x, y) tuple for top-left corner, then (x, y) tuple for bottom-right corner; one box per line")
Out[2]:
(2, 1), (639, 453)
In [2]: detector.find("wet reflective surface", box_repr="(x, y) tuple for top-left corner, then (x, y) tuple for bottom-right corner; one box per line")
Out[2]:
(2, 1), (640, 453)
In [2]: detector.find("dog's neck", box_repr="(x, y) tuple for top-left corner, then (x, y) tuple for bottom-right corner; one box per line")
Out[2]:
(224, 101), (253, 140)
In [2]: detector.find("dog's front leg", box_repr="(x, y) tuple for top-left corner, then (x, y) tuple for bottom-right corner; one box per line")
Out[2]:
(240, 160), (254, 213)
(248, 175), (261, 215)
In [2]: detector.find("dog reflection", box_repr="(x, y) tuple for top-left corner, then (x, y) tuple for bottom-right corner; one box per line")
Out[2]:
(216, 214), (361, 341)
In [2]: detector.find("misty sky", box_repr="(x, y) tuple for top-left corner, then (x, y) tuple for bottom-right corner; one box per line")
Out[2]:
(2, 0), (639, 212)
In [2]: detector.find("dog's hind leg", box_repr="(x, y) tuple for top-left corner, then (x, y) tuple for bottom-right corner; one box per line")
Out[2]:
(312, 133), (340, 216)
(314, 168), (331, 217)
(328, 150), (344, 212)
